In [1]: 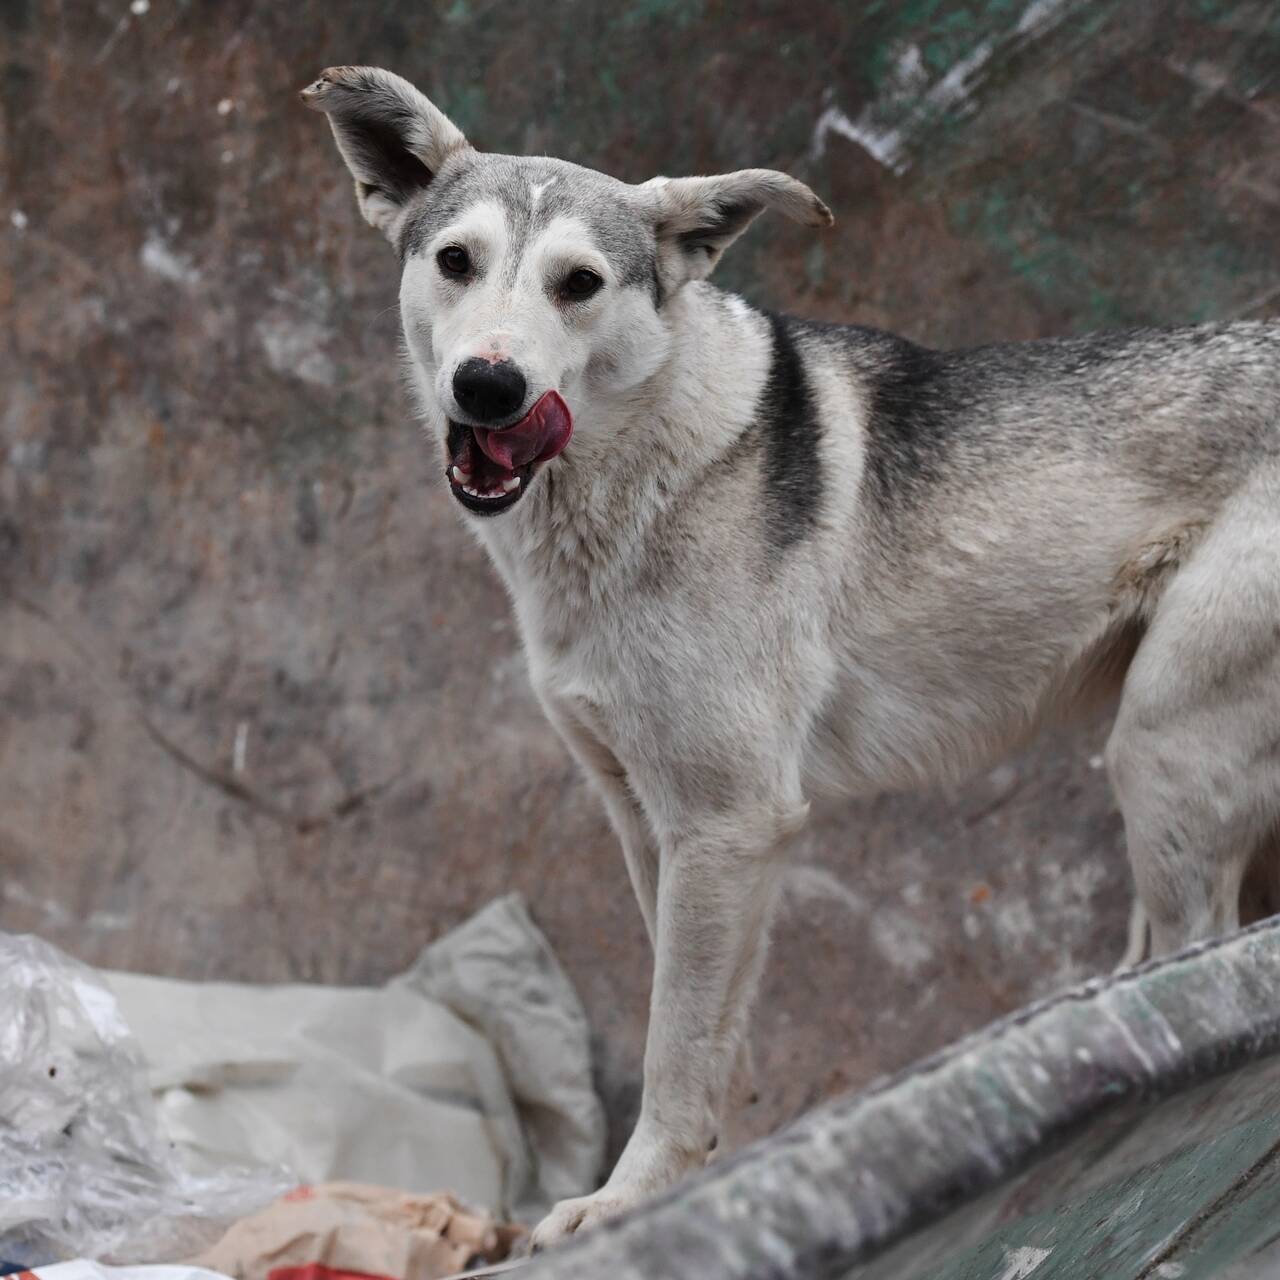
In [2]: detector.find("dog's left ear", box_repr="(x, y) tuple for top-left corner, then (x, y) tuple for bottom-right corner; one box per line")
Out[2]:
(301, 66), (470, 241)
(644, 169), (833, 289)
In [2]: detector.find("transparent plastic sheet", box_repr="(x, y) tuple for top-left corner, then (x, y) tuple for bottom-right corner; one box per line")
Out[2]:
(0, 934), (293, 1265)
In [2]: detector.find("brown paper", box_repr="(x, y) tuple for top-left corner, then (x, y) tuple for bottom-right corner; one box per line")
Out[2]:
(191, 1183), (524, 1280)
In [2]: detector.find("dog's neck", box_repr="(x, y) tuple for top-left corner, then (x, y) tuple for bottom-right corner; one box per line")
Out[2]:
(469, 282), (769, 611)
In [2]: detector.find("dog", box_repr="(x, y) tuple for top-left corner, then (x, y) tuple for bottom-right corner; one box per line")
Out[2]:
(302, 65), (1280, 1248)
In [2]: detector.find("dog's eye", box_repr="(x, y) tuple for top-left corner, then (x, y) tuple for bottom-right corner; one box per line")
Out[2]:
(437, 245), (471, 277)
(561, 268), (603, 300)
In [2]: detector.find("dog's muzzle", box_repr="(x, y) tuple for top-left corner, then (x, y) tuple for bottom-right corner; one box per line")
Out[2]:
(446, 390), (573, 516)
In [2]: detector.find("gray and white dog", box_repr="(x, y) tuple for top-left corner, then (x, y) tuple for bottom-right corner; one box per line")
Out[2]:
(303, 66), (1280, 1248)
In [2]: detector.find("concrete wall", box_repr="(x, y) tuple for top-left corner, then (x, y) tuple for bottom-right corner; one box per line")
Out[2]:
(3, 0), (1278, 1160)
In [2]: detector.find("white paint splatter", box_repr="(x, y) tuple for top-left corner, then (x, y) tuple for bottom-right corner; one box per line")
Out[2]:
(140, 231), (201, 286)
(1045, 858), (1109, 914)
(85, 908), (133, 932)
(998, 1245), (1052, 1280)
(871, 905), (935, 975)
(782, 864), (868, 919)
(3, 883), (72, 928)
(1017, 0), (1077, 35)
(233, 720), (249, 775)
(216, 97), (235, 116)
(995, 895), (1037, 948)
(3, 883), (131, 933)
(10, 209), (28, 230)
(811, 103), (906, 173)
(1112, 1185), (1147, 1224)
(1102, 1005), (1158, 1075)
(1089, 753), (1105, 769)
(811, 35), (994, 174)
(130, 0), (149, 14)
(255, 315), (336, 387)
(811, 0), (1086, 173)
(1155, 1263), (1186, 1278)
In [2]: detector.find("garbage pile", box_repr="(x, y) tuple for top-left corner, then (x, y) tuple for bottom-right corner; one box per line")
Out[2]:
(0, 895), (604, 1280)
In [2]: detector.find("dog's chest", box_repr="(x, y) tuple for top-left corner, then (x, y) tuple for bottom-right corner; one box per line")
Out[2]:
(516, 587), (650, 714)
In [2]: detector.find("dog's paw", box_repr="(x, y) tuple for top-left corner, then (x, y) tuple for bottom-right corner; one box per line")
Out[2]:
(527, 1189), (635, 1252)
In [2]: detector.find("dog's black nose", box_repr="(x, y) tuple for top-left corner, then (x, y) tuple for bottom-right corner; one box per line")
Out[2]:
(452, 358), (527, 424)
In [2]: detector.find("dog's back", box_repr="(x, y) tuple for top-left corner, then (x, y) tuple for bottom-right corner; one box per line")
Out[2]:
(787, 319), (1280, 793)
(816, 319), (1280, 521)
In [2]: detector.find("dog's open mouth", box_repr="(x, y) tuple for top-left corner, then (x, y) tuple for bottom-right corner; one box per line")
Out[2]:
(446, 390), (573, 516)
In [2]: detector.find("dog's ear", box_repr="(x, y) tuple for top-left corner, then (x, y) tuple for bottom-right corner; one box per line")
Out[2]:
(643, 169), (833, 289)
(301, 66), (470, 241)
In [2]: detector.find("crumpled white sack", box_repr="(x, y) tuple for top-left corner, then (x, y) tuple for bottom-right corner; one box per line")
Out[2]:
(106, 893), (604, 1222)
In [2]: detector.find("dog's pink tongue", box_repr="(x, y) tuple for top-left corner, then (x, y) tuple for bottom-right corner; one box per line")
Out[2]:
(473, 390), (573, 470)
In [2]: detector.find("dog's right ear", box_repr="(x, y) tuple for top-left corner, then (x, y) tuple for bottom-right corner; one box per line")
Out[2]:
(301, 66), (470, 242)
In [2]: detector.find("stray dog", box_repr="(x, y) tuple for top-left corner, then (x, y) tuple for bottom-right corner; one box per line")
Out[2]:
(303, 66), (1280, 1248)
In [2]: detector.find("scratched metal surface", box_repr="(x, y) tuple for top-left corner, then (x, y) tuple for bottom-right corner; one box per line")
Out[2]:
(3, 0), (1280, 1169)
(518, 918), (1280, 1280)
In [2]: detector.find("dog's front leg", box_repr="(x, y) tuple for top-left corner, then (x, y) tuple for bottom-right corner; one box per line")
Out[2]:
(540, 695), (659, 944)
(530, 800), (799, 1249)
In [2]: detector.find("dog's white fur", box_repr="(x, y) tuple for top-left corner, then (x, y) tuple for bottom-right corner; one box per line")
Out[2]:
(402, 204), (673, 430)
(303, 66), (1280, 1248)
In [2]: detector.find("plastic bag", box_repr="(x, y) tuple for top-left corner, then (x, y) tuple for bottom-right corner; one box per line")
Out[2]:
(0, 934), (293, 1264)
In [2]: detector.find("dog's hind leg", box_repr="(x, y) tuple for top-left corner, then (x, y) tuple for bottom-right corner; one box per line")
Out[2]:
(1115, 898), (1151, 971)
(1106, 469), (1280, 957)
(1117, 825), (1280, 972)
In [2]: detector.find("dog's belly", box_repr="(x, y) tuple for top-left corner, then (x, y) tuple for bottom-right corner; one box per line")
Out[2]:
(802, 605), (1141, 798)
(801, 458), (1221, 799)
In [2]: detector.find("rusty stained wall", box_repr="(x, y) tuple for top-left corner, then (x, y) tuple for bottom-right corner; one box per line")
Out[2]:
(3, 0), (1279, 1164)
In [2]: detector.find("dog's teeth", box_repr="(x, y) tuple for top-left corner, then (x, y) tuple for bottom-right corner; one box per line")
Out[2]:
(458, 478), (519, 501)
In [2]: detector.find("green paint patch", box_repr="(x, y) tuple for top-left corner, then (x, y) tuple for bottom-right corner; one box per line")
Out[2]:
(861, 0), (1070, 93)
(950, 145), (1274, 330)
(934, 1095), (1280, 1280)
(597, 66), (623, 107)
(1188, 0), (1280, 27)
(614, 0), (707, 30)
(951, 185), (1138, 327)
(438, 81), (488, 139)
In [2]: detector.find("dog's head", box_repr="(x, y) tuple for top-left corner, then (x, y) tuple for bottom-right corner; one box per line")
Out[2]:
(303, 66), (832, 517)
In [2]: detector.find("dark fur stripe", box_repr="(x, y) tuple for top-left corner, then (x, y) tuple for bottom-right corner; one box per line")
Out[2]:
(862, 336), (949, 506)
(757, 313), (823, 549)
